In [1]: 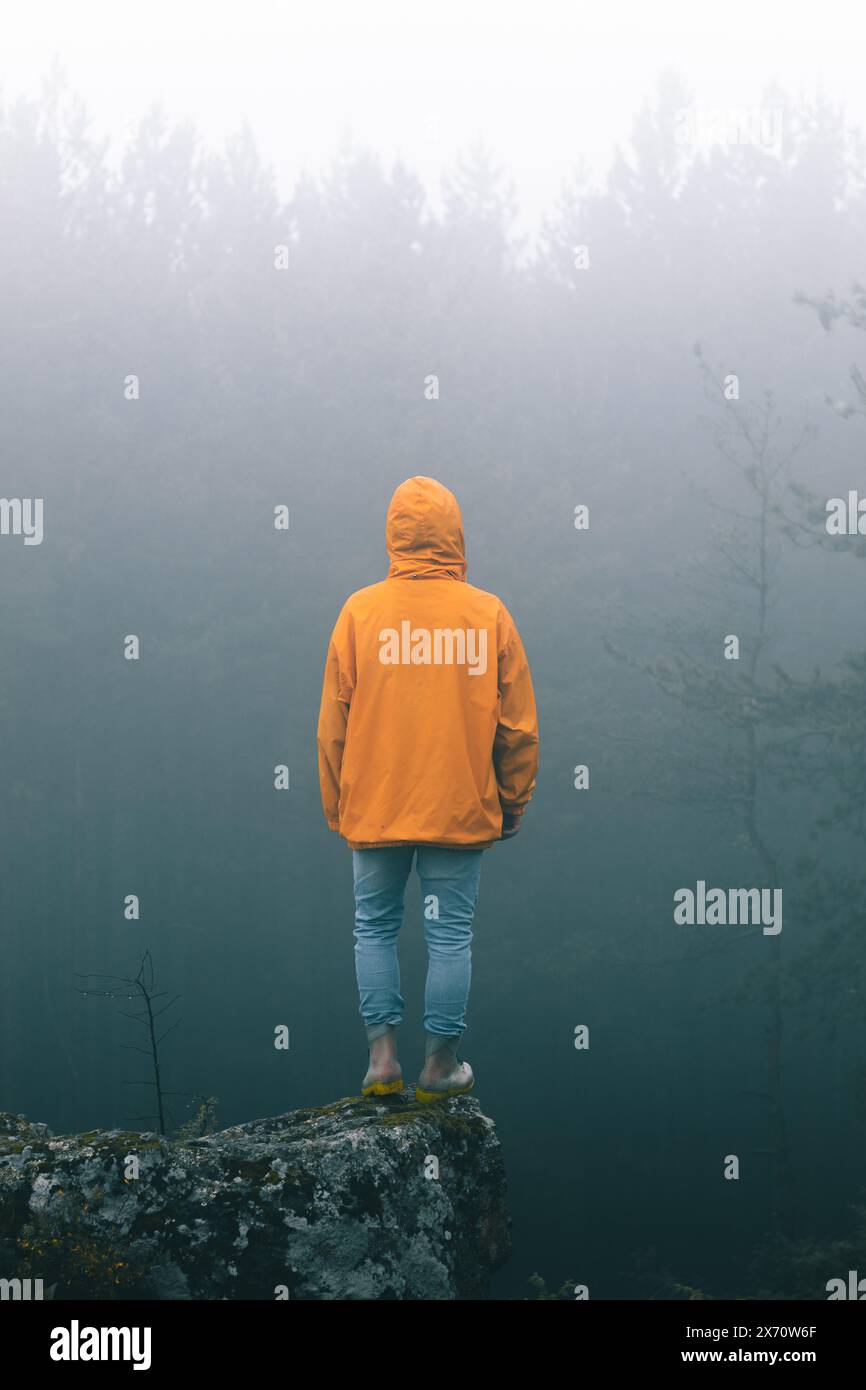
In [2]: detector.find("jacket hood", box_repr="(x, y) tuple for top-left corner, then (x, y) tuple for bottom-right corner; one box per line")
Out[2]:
(385, 476), (467, 581)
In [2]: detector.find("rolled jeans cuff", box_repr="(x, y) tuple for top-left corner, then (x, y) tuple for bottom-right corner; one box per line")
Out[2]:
(365, 1022), (397, 1043)
(425, 1030), (463, 1057)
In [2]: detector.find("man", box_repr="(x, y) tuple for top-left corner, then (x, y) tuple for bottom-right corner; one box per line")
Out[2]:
(317, 475), (538, 1101)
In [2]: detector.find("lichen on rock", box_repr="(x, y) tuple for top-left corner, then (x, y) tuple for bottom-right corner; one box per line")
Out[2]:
(0, 1094), (510, 1300)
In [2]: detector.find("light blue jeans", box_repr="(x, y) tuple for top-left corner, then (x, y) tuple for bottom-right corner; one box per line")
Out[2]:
(352, 846), (484, 1038)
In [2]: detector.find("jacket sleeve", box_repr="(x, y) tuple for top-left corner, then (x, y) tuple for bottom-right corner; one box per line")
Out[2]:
(317, 603), (356, 831)
(493, 605), (539, 818)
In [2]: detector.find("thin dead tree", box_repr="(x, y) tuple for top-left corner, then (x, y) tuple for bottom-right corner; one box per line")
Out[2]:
(75, 950), (183, 1135)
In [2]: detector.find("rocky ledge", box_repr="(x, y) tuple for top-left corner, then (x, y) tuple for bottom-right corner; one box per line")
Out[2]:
(0, 1093), (510, 1300)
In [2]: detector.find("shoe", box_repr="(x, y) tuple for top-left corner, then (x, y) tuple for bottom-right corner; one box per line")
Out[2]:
(415, 1031), (474, 1103)
(361, 1023), (403, 1097)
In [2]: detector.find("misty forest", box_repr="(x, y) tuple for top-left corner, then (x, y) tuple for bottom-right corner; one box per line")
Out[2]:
(2, 69), (866, 1299)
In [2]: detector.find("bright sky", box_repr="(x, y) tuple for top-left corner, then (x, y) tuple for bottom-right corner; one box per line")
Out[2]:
(1, 0), (859, 234)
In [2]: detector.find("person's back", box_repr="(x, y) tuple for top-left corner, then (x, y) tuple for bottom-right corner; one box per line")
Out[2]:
(317, 475), (539, 1099)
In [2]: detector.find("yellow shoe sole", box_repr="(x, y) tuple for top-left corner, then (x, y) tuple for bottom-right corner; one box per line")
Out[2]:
(415, 1078), (475, 1104)
(362, 1079), (404, 1097)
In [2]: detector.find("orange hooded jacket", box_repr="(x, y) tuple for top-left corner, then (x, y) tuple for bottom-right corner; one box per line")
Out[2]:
(317, 476), (539, 850)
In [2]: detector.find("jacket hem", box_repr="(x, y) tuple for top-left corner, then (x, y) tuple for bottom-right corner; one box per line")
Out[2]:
(345, 836), (495, 851)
